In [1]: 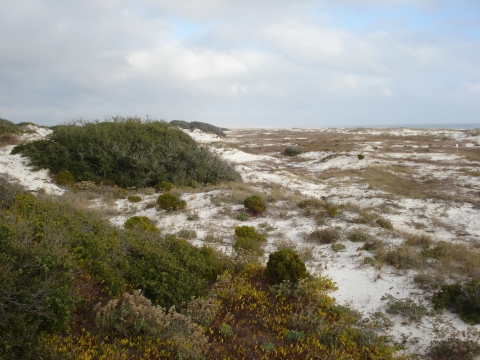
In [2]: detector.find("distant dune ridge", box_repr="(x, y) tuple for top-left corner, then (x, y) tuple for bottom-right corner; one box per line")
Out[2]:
(170, 120), (228, 137)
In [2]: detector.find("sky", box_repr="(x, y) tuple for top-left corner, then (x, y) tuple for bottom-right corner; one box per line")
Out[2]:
(1, 0), (479, 128)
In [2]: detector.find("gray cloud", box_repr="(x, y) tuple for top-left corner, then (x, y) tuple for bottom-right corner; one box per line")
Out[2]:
(0, 0), (479, 127)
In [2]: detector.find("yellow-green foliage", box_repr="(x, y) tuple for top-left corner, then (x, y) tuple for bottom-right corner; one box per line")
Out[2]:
(0, 179), (226, 358)
(234, 225), (266, 242)
(233, 226), (266, 256)
(234, 237), (264, 256)
(123, 216), (158, 232)
(127, 195), (142, 202)
(244, 194), (266, 214)
(155, 180), (173, 191)
(157, 192), (187, 211)
(56, 169), (75, 186)
(208, 263), (402, 359)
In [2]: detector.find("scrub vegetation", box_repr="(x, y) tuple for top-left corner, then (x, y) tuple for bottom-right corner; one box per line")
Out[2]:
(0, 178), (403, 359)
(12, 117), (240, 188)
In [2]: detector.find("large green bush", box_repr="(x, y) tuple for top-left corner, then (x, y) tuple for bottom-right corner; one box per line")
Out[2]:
(12, 117), (240, 188)
(265, 249), (308, 284)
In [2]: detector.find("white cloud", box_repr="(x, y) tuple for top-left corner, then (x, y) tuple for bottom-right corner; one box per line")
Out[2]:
(0, 0), (479, 126)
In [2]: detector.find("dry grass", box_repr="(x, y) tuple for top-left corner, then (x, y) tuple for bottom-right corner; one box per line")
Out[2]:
(0, 133), (21, 147)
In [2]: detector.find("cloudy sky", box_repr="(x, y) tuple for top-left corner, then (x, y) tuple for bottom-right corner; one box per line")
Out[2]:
(1, 1), (479, 127)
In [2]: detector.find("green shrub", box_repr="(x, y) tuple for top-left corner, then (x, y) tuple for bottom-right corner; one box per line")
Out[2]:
(331, 243), (346, 252)
(127, 195), (142, 202)
(126, 236), (223, 307)
(233, 237), (264, 256)
(358, 154), (365, 160)
(283, 147), (302, 156)
(381, 294), (429, 323)
(155, 181), (173, 191)
(243, 195), (265, 214)
(265, 249), (308, 284)
(427, 336), (480, 360)
(364, 257), (375, 265)
(56, 169), (75, 186)
(308, 228), (339, 244)
(432, 280), (480, 324)
(234, 225), (266, 242)
(12, 117), (240, 188)
(124, 216), (158, 232)
(157, 192), (187, 211)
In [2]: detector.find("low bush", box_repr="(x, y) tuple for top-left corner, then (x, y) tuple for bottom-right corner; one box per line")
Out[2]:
(427, 333), (480, 360)
(56, 169), (75, 186)
(124, 216), (158, 232)
(265, 249), (308, 284)
(127, 195), (142, 202)
(234, 225), (266, 242)
(234, 237), (264, 256)
(381, 294), (429, 323)
(94, 289), (207, 358)
(283, 147), (302, 156)
(364, 257), (375, 265)
(157, 192), (187, 211)
(243, 194), (265, 214)
(358, 154), (365, 160)
(155, 181), (173, 191)
(308, 228), (339, 244)
(432, 280), (480, 324)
